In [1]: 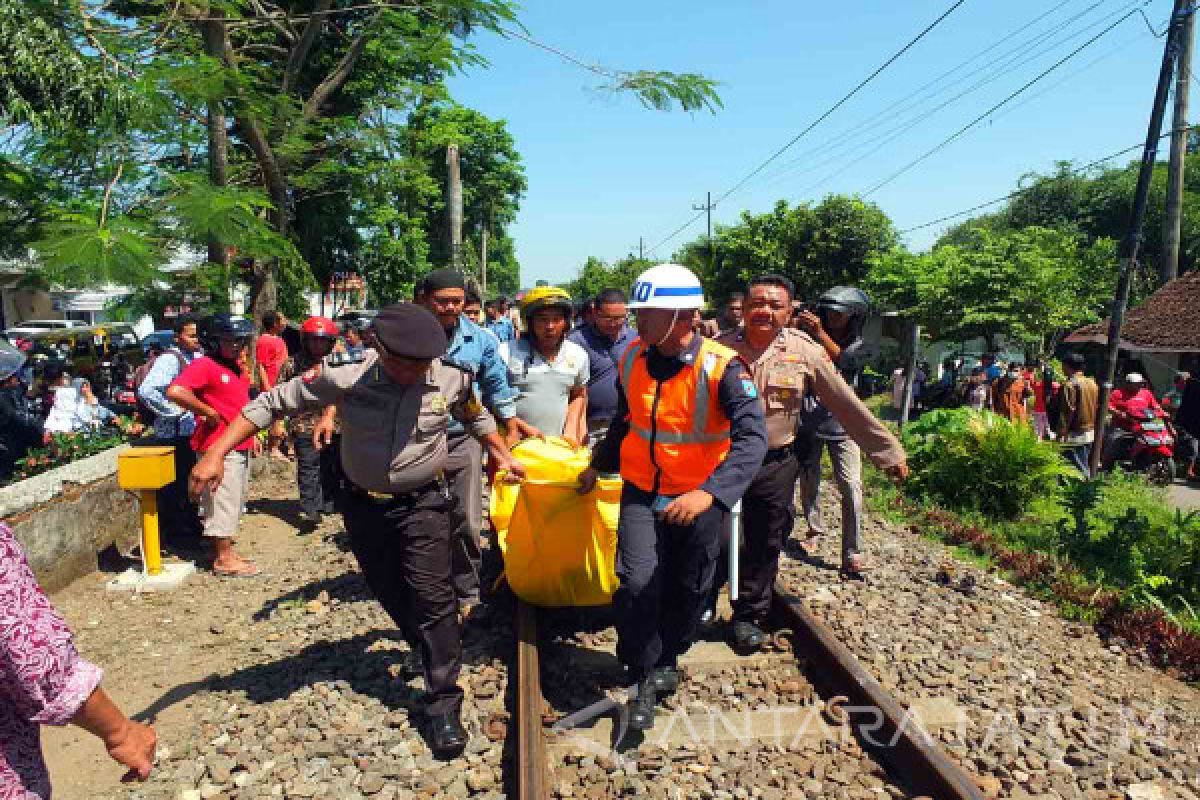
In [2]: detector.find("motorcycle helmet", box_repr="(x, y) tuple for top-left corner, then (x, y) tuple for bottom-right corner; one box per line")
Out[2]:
(816, 286), (871, 341)
(200, 313), (255, 353)
(519, 286), (575, 324)
(300, 316), (339, 339)
(0, 339), (28, 382)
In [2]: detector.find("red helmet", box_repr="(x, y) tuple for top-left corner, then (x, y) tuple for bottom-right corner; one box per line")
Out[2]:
(300, 316), (338, 338)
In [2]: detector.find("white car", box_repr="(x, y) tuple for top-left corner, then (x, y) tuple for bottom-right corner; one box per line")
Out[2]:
(4, 320), (87, 340)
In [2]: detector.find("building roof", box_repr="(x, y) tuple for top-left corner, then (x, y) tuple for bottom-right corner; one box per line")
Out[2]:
(1066, 270), (1200, 353)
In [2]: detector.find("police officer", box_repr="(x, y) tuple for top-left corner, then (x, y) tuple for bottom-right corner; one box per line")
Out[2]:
(189, 304), (526, 759)
(710, 275), (908, 651)
(0, 340), (45, 480)
(577, 264), (767, 731)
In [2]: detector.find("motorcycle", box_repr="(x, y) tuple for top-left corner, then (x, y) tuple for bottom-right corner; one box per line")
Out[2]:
(1105, 407), (1176, 486)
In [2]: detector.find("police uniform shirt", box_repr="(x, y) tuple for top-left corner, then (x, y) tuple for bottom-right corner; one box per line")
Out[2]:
(717, 326), (906, 467)
(242, 350), (497, 494)
(590, 333), (768, 511)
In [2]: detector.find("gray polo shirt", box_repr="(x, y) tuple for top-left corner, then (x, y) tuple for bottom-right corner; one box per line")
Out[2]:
(503, 338), (589, 436)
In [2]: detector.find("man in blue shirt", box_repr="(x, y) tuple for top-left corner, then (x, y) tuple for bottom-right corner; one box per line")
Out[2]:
(484, 298), (516, 344)
(136, 314), (204, 539)
(567, 288), (636, 445)
(418, 270), (519, 614)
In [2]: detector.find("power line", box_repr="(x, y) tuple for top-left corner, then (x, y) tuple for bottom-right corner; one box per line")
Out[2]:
(758, 0), (1108, 189)
(758, 0), (1139, 194)
(712, 0), (970, 208)
(897, 123), (1200, 235)
(861, 7), (1143, 197)
(775, 13), (1154, 203)
(644, 0), (970, 255)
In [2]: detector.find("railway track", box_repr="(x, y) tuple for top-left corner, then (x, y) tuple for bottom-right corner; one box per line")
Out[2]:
(509, 588), (986, 800)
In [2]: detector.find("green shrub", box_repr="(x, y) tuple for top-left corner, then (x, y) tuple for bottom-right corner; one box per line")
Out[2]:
(901, 408), (1071, 519)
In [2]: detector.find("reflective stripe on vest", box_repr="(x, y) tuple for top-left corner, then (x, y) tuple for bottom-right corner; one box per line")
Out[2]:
(620, 344), (730, 445)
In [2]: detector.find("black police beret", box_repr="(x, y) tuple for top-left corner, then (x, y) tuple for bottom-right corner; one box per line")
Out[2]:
(371, 304), (448, 360)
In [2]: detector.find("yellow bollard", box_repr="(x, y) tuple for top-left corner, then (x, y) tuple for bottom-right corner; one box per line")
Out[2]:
(117, 447), (176, 577)
(140, 490), (162, 576)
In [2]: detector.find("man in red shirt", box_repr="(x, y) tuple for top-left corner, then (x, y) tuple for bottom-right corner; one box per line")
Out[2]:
(256, 311), (289, 459)
(1109, 372), (1163, 421)
(168, 314), (260, 577)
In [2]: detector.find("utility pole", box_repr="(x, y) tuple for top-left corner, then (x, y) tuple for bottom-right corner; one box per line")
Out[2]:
(1090, 0), (1190, 477)
(899, 321), (921, 429)
(480, 225), (489, 295)
(1163, 3), (1195, 285)
(446, 144), (463, 268)
(637, 237), (645, 260)
(693, 192), (715, 273)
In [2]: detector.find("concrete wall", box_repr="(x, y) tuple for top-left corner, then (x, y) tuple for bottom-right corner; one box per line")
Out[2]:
(1, 446), (140, 592)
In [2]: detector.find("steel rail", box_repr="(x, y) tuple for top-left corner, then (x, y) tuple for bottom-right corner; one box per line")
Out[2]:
(515, 601), (550, 800)
(771, 585), (986, 800)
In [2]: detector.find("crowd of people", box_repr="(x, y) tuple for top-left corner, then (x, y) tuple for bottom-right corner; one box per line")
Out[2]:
(898, 349), (1200, 481)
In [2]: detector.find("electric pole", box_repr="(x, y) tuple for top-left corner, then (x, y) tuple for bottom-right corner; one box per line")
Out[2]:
(1163, 2), (1195, 285)
(446, 144), (463, 268)
(693, 192), (716, 273)
(1090, 0), (1190, 477)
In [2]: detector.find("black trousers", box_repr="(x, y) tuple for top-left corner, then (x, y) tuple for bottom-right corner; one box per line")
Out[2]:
(712, 449), (800, 623)
(292, 433), (340, 517)
(613, 483), (728, 679)
(341, 485), (463, 717)
(152, 435), (202, 539)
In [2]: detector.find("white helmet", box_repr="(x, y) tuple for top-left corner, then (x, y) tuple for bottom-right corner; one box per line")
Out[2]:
(1125, 372), (1146, 384)
(628, 263), (706, 310)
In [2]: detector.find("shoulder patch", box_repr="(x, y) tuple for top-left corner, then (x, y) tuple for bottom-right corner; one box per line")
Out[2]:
(329, 350), (366, 367)
(741, 378), (759, 399)
(302, 365), (321, 384)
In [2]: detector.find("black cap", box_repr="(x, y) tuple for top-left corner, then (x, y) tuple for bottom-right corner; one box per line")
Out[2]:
(371, 303), (448, 359)
(418, 268), (467, 294)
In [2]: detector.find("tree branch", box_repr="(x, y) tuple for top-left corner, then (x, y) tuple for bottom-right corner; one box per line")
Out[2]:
(302, 13), (379, 120)
(282, 0), (333, 96)
(246, 0), (297, 43)
(99, 159), (125, 229)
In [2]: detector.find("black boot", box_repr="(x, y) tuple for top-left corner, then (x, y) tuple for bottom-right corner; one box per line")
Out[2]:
(650, 665), (680, 694)
(627, 678), (658, 731)
(732, 621), (766, 653)
(427, 710), (467, 759)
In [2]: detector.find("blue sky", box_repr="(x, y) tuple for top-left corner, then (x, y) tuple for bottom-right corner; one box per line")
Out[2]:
(446, 0), (1180, 288)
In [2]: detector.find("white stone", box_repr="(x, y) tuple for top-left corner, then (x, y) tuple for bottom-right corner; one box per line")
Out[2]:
(1126, 783), (1169, 800)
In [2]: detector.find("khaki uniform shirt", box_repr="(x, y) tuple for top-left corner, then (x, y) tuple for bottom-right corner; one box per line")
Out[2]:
(717, 327), (906, 468)
(243, 350), (497, 493)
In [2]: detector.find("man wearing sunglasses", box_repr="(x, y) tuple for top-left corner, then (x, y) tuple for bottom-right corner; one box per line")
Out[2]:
(189, 303), (525, 759)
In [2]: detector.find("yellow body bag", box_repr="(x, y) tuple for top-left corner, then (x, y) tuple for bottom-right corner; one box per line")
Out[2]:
(490, 437), (622, 607)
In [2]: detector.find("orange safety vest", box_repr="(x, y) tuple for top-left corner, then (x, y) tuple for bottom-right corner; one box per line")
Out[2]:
(618, 336), (737, 495)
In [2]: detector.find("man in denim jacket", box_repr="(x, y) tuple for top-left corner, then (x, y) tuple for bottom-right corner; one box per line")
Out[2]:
(417, 270), (519, 614)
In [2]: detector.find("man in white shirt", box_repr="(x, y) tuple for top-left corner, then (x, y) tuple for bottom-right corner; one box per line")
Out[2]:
(502, 287), (588, 444)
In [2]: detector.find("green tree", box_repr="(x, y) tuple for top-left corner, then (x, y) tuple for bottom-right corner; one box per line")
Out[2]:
(564, 255), (649, 301)
(677, 195), (897, 306)
(867, 225), (1117, 353)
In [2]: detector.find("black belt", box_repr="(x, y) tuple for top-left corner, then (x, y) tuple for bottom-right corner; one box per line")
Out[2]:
(346, 473), (449, 505)
(763, 445), (795, 464)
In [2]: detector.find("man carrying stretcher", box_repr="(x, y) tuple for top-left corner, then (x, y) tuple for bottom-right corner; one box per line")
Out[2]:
(577, 263), (767, 731)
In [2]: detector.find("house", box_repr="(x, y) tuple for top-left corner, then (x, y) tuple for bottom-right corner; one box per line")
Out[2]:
(1065, 270), (1200, 390)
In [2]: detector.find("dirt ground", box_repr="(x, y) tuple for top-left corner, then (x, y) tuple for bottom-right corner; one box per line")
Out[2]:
(42, 461), (318, 799)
